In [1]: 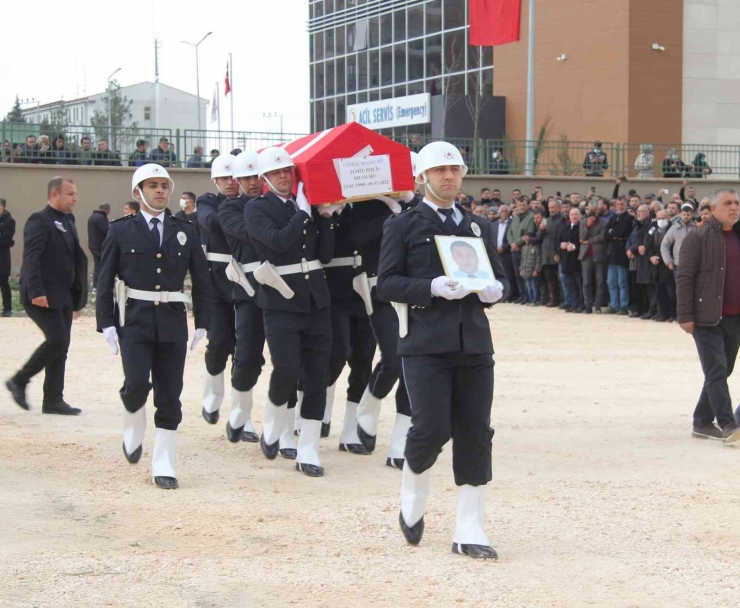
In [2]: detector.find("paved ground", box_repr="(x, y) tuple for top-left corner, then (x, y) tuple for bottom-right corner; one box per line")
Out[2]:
(1, 305), (739, 608)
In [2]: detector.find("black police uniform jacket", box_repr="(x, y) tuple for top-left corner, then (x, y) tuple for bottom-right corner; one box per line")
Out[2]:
(197, 192), (233, 303)
(95, 212), (211, 342)
(20, 206), (88, 311)
(0, 210), (16, 276)
(244, 191), (335, 313)
(377, 202), (509, 356)
(219, 194), (260, 303)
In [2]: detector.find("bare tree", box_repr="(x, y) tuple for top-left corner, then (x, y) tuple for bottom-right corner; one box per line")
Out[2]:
(463, 47), (492, 173)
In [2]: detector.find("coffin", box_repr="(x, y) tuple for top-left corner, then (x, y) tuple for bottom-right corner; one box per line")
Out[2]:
(281, 123), (415, 205)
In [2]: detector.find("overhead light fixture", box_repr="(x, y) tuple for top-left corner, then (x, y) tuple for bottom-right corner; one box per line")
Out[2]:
(652, 43), (665, 51)
(555, 54), (567, 62)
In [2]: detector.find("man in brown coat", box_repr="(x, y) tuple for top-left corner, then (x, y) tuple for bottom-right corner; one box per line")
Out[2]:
(676, 189), (740, 442)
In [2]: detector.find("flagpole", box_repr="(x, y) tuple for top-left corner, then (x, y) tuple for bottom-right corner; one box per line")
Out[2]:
(229, 53), (234, 151)
(525, 0), (535, 175)
(216, 82), (221, 153)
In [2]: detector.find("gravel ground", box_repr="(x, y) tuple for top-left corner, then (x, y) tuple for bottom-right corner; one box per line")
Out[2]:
(1, 304), (739, 608)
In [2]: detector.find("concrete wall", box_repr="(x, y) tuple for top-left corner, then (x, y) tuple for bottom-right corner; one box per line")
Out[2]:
(0, 165), (213, 273)
(683, 0), (740, 145)
(3, 164), (736, 273)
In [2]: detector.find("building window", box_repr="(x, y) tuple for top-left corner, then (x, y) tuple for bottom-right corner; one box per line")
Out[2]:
(426, 0), (442, 35)
(327, 59), (336, 96)
(445, 31), (466, 73)
(370, 49), (380, 88)
(408, 4), (423, 38)
(315, 62), (326, 97)
(381, 47), (393, 87)
(394, 44), (406, 84)
(381, 12), (392, 45)
(144, 106), (151, 121)
(337, 25), (345, 55)
(358, 51), (368, 90)
(337, 57), (346, 94)
(445, 0), (466, 30)
(427, 35), (442, 80)
(409, 39), (424, 81)
(369, 16), (379, 48)
(394, 9), (406, 42)
(347, 54), (357, 92)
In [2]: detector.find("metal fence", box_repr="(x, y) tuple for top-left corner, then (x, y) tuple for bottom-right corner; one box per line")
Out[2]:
(2, 120), (739, 178)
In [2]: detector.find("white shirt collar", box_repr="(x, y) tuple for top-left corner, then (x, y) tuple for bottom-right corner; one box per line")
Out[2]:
(422, 197), (462, 223)
(139, 208), (164, 225)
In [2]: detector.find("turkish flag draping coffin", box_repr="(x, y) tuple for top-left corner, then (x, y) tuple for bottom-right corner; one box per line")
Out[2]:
(282, 123), (415, 205)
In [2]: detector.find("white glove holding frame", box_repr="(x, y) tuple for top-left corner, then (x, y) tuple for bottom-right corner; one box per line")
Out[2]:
(431, 276), (472, 300)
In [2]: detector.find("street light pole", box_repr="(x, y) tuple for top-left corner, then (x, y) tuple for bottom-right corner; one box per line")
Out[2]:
(107, 68), (121, 150)
(182, 32), (212, 135)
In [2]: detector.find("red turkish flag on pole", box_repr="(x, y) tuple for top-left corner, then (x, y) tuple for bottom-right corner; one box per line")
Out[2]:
(469, 0), (522, 46)
(224, 62), (231, 96)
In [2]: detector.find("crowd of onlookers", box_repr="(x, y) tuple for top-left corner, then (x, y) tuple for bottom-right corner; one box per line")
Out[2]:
(460, 179), (717, 321)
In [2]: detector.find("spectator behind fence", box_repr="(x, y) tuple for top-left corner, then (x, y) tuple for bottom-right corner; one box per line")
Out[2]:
(128, 139), (149, 167)
(583, 141), (608, 177)
(662, 148), (686, 178)
(676, 189), (740, 442)
(77, 136), (94, 165)
(21, 135), (40, 164)
(646, 210), (676, 322)
(687, 153), (712, 179)
(122, 201), (140, 216)
(150, 137), (176, 167)
(489, 148), (509, 175)
(38, 136), (55, 165)
(634, 144), (655, 178)
(205, 149), (219, 169)
(93, 139), (121, 167)
(187, 146), (205, 168)
(0, 197), (16, 317)
(3, 140), (10, 161)
(87, 203), (111, 292)
(51, 135), (77, 165)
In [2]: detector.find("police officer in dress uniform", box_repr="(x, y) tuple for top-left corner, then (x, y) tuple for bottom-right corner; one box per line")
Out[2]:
(376, 142), (508, 559)
(244, 148), (340, 477)
(96, 164), (211, 489)
(198, 156), (239, 425)
(217, 151), (265, 445)
(349, 152), (419, 468)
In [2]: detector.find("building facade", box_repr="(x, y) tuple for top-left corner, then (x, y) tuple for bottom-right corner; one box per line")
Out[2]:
(308, 0), (498, 142)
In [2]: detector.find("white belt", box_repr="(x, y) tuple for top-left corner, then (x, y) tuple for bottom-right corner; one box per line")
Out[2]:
(368, 276), (378, 287)
(206, 252), (233, 263)
(274, 260), (323, 275)
(240, 262), (261, 273)
(126, 288), (192, 304)
(323, 255), (363, 269)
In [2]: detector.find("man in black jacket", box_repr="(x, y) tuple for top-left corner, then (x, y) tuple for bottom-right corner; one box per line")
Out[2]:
(95, 164), (211, 489)
(93, 139), (122, 167)
(6, 177), (88, 414)
(217, 152), (265, 446)
(605, 198), (634, 314)
(0, 197), (16, 316)
(245, 148), (338, 477)
(492, 205), (517, 301)
(87, 203), (110, 292)
(127, 139), (149, 167)
(583, 141), (609, 177)
(198, 155), (240, 427)
(378, 141), (508, 560)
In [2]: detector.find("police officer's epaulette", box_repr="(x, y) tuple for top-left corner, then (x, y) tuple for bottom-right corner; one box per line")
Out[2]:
(110, 213), (136, 223)
(171, 215), (193, 224)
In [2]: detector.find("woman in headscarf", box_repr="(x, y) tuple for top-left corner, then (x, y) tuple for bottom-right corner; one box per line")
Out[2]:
(687, 152), (712, 179)
(662, 148), (686, 178)
(634, 144), (654, 178)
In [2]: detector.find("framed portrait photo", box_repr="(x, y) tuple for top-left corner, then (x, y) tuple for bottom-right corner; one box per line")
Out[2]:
(434, 236), (496, 292)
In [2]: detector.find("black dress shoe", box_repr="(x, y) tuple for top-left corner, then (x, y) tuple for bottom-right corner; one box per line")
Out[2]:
(6, 379), (30, 410)
(452, 543), (498, 559)
(42, 401), (81, 415)
(153, 476), (179, 489)
(594, 308), (602, 314)
(321, 422), (331, 438)
(399, 511), (424, 545)
(386, 457), (404, 469)
(356, 424), (376, 453)
(572, 308), (583, 314)
(339, 442), (371, 455)
(260, 434), (279, 460)
(295, 462), (324, 477)
(641, 313), (652, 320)
(1, 310), (11, 318)
(226, 422), (243, 443)
(583, 308), (592, 314)
(280, 448), (297, 460)
(201, 408), (219, 425)
(241, 429), (259, 443)
(122, 442), (142, 464)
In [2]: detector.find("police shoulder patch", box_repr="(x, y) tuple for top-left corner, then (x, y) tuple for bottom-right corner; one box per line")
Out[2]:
(471, 222), (482, 237)
(110, 214), (136, 223)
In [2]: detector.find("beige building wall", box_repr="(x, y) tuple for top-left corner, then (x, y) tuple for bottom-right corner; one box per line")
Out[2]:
(683, 0), (740, 146)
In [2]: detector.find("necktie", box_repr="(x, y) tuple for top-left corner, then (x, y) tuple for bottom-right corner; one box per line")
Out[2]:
(285, 199), (297, 216)
(438, 207), (457, 233)
(150, 217), (160, 248)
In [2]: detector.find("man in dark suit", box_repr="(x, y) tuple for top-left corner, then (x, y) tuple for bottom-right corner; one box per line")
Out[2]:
(0, 197), (16, 317)
(6, 177), (88, 414)
(96, 164), (211, 489)
(491, 204), (517, 301)
(244, 148), (338, 477)
(87, 202), (110, 292)
(377, 141), (508, 560)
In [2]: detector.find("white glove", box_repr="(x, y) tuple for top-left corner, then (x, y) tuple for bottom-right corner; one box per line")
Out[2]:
(431, 276), (472, 301)
(320, 203), (345, 216)
(295, 181), (312, 215)
(102, 326), (119, 355)
(478, 281), (505, 304)
(378, 195), (403, 215)
(190, 328), (206, 351)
